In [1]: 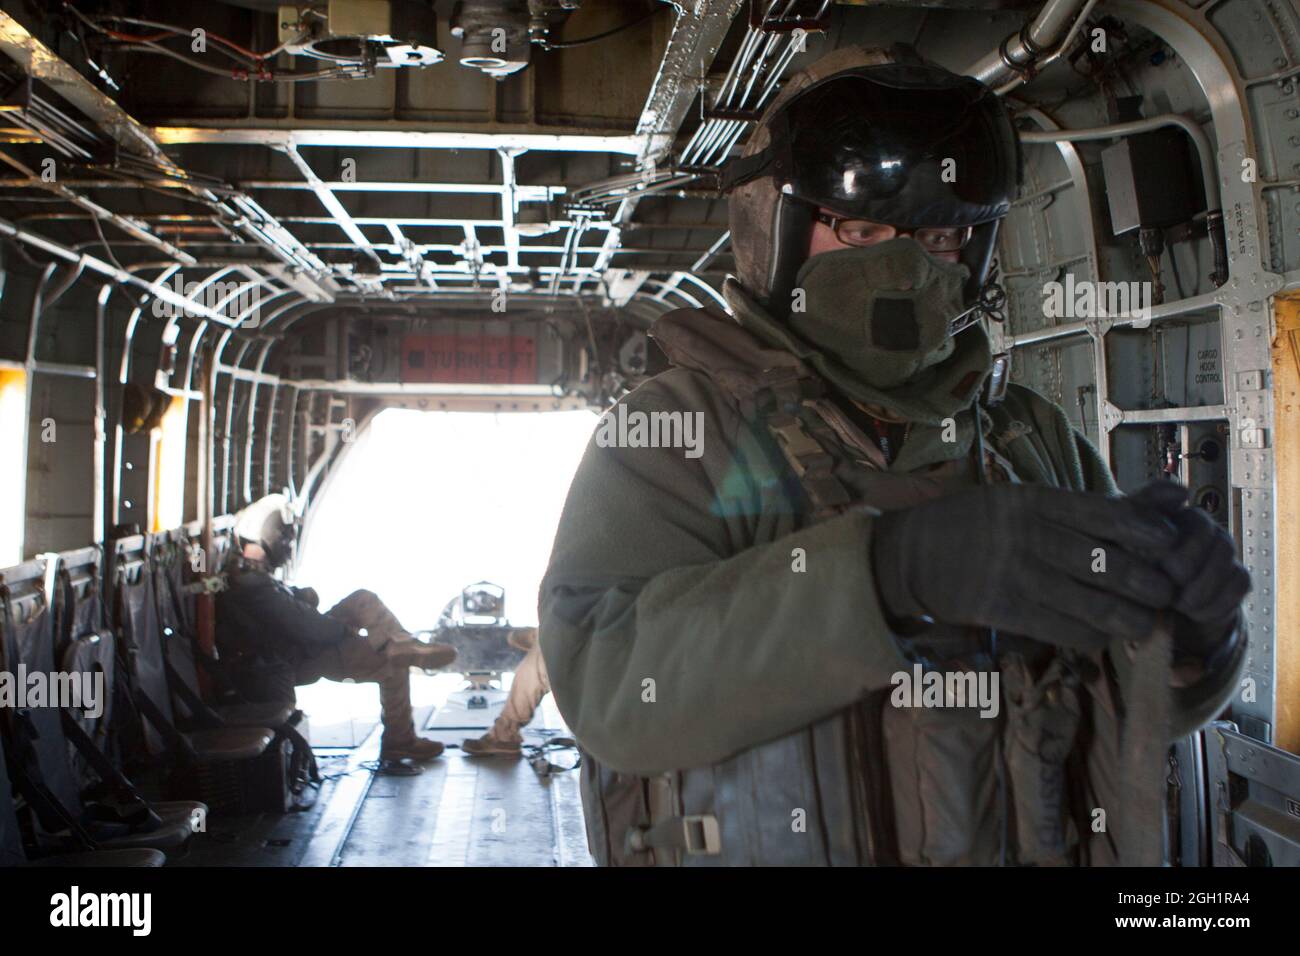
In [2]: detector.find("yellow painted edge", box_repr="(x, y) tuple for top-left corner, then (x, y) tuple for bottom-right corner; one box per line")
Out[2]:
(1271, 293), (1300, 754)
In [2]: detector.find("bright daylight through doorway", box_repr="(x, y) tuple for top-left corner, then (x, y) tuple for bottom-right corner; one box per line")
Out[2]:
(290, 407), (597, 745)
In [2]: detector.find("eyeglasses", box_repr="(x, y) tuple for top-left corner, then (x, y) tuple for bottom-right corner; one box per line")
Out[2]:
(813, 211), (973, 254)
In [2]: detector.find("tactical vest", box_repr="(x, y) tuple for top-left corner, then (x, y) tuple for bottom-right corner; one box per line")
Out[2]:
(578, 307), (1091, 866)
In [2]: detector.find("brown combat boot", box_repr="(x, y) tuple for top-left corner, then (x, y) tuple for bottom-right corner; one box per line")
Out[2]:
(462, 734), (523, 756)
(386, 638), (457, 673)
(380, 734), (446, 761)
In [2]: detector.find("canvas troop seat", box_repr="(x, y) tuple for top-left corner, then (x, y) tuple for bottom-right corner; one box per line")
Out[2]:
(0, 712), (163, 868)
(0, 556), (202, 855)
(110, 535), (274, 766)
(48, 548), (203, 833)
(0, 723), (22, 868)
(54, 547), (108, 652)
(52, 547), (117, 790)
(0, 560), (78, 817)
(153, 529), (294, 730)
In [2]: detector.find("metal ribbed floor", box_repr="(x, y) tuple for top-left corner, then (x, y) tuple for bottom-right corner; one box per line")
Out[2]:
(298, 694), (592, 867)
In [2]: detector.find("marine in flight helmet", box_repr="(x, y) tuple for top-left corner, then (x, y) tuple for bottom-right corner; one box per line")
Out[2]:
(722, 45), (1021, 311)
(234, 493), (298, 570)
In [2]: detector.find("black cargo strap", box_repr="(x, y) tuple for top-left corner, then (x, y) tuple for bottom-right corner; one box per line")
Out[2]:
(129, 680), (200, 763)
(8, 710), (98, 849)
(523, 736), (580, 779)
(56, 564), (100, 646)
(280, 717), (321, 785)
(8, 759), (97, 850)
(854, 689), (901, 866)
(59, 713), (162, 831)
(163, 654), (224, 727)
(625, 814), (722, 858)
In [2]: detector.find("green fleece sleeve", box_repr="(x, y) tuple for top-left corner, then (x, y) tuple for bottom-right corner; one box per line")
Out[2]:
(539, 372), (907, 776)
(1000, 384), (1117, 494)
(1075, 431), (1118, 495)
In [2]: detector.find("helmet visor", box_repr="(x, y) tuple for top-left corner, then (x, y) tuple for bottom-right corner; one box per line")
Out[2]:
(769, 64), (1018, 228)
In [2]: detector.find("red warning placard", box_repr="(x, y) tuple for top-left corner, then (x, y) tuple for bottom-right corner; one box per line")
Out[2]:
(401, 332), (537, 384)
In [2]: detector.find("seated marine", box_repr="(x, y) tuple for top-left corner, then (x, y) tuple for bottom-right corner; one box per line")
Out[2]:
(215, 494), (457, 763)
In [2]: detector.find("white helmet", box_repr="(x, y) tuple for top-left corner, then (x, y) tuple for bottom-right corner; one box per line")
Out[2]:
(234, 494), (298, 569)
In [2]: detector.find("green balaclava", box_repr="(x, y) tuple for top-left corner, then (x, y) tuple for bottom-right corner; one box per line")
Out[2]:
(723, 246), (993, 427)
(789, 236), (968, 389)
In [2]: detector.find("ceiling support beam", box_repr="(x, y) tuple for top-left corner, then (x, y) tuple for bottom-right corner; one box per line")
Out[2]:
(280, 144), (382, 266)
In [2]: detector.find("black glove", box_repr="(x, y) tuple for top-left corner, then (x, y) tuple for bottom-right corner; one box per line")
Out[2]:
(871, 483), (1185, 652)
(1128, 482), (1250, 668)
(292, 586), (321, 609)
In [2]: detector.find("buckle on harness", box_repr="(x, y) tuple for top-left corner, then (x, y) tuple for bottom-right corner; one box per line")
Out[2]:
(680, 814), (722, 855)
(626, 814), (722, 857)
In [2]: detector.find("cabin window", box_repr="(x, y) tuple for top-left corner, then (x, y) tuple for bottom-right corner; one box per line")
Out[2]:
(150, 395), (189, 533)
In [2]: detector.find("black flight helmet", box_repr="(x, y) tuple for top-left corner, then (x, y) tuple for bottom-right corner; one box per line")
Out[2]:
(722, 59), (1020, 309)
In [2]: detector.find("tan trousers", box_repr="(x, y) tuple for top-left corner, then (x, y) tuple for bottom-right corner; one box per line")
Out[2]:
(489, 642), (551, 744)
(293, 589), (420, 747)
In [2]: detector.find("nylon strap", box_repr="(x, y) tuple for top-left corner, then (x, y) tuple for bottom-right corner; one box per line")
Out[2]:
(753, 378), (857, 520)
(280, 718), (321, 785)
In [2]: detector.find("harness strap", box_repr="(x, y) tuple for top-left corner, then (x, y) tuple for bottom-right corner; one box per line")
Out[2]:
(736, 360), (860, 520)
(766, 411), (856, 517)
(854, 689), (901, 866)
